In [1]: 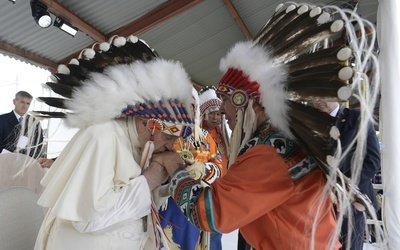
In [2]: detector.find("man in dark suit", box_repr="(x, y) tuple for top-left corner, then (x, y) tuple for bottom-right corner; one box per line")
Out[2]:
(0, 91), (43, 157)
(314, 101), (381, 250)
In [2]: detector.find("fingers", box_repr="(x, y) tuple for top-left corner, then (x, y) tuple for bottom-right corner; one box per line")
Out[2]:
(151, 151), (185, 176)
(38, 158), (54, 168)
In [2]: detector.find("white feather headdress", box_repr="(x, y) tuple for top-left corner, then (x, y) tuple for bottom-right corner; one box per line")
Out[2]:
(34, 35), (196, 138)
(198, 86), (222, 116)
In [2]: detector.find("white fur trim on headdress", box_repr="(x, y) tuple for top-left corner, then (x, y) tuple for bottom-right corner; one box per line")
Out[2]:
(65, 59), (193, 128)
(99, 42), (110, 52)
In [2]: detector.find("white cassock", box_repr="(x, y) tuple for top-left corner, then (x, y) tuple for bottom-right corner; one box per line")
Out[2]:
(35, 117), (156, 250)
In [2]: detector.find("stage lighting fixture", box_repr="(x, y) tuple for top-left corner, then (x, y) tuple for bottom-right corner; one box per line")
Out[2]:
(31, 0), (52, 28)
(54, 16), (79, 37)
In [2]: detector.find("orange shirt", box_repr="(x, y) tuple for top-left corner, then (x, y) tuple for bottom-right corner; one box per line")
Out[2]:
(170, 144), (340, 249)
(207, 128), (228, 175)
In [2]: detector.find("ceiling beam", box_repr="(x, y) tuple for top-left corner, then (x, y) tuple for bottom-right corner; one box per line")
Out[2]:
(41, 0), (107, 42)
(0, 41), (58, 72)
(222, 0), (252, 40)
(192, 80), (205, 91)
(2, 0), (206, 86)
(61, 0), (204, 64)
(108, 0), (205, 38)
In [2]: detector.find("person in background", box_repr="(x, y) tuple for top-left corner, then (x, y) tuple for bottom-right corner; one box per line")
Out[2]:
(314, 101), (381, 250)
(198, 86), (229, 174)
(32, 35), (199, 250)
(198, 86), (229, 250)
(0, 90), (43, 157)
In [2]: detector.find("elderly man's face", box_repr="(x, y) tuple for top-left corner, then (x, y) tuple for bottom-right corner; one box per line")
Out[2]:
(137, 118), (179, 153)
(152, 132), (179, 153)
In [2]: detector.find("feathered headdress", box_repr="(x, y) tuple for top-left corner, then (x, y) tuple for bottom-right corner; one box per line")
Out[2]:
(216, 2), (381, 243)
(198, 86), (222, 118)
(34, 35), (196, 139)
(217, 2), (378, 168)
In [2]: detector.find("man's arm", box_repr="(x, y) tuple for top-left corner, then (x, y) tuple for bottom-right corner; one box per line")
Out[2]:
(153, 145), (295, 233)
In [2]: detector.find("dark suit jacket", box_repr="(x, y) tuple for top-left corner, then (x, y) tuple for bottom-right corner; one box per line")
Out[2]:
(336, 108), (381, 249)
(336, 108), (381, 210)
(0, 111), (44, 157)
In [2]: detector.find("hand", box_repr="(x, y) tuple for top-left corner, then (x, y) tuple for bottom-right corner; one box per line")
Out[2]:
(38, 158), (55, 169)
(151, 151), (185, 176)
(186, 162), (205, 180)
(143, 161), (169, 191)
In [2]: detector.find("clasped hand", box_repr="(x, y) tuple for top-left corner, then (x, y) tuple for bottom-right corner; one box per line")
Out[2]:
(151, 151), (185, 176)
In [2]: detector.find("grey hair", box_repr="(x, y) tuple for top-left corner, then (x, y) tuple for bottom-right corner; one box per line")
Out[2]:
(15, 91), (33, 100)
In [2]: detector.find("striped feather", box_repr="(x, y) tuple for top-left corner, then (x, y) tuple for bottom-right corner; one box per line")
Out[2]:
(37, 97), (67, 109)
(274, 20), (344, 63)
(66, 64), (90, 81)
(287, 45), (350, 72)
(45, 82), (74, 99)
(266, 9), (319, 50)
(289, 64), (349, 78)
(53, 73), (82, 87)
(119, 40), (157, 63)
(254, 4), (288, 44)
(78, 58), (104, 73)
(287, 101), (337, 168)
(257, 6), (303, 46)
(30, 111), (67, 118)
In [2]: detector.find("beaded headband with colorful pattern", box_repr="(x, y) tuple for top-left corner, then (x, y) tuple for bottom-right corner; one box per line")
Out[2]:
(217, 68), (260, 108)
(198, 86), (222, 115)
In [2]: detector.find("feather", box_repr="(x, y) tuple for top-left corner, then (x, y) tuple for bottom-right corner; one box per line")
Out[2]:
(255, 5), (298, 44)
(287, 45), (351, 73)
(77, 58), (104, 73)
(274, 20), (345, 63)
(140, 141), (154, 170)
(265, 7), (320, 49)
(119, 39), (157, 63)
(37, 97), (67, 109)
(83, 53), (116, 72)
(253, 3), (287, 44)
(289, 64), (351, 78)
(53, 73), (82, 87)
(103, 44), (133, 64)
(45, 82), (74, 99)
(66, 64), (91, 81)
(30, 111), (66, 118)
(287, 102), (337, 168)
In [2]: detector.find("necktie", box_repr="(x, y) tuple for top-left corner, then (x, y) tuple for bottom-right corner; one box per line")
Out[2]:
(19, 117), (23, 123)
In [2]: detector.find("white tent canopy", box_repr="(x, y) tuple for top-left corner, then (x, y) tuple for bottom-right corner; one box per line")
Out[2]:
(378, 0), (400, 249)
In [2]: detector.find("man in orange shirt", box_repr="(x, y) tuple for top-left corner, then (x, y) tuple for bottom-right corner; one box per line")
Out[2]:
(198, 86), (229, 176)
(152, 2), (379, 249)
